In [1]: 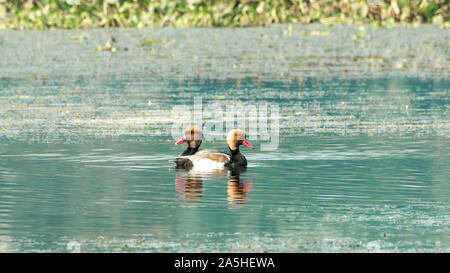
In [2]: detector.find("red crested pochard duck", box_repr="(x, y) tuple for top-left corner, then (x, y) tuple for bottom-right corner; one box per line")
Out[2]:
(174, 125), (203, 167)
(175, 128), (254, 169)
(223, 129), (254, 167)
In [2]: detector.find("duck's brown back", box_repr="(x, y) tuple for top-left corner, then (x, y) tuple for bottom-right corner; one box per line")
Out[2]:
(193, 149), (231, 163)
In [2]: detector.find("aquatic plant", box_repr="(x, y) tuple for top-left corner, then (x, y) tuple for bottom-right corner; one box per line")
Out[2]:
(0, 0), (448, 29)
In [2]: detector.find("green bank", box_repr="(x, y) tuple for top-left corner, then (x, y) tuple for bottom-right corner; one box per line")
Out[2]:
(1, 0), (449, 29)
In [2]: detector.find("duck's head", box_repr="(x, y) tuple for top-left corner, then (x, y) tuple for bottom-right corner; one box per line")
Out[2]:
(175, 125), (203, 149)
(227, 129), (254, 151)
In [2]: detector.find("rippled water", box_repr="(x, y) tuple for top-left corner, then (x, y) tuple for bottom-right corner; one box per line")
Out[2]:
(0, 25), (449, 252)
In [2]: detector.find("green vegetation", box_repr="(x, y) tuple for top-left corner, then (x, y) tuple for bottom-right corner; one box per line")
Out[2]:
(0, 0), (449, 29)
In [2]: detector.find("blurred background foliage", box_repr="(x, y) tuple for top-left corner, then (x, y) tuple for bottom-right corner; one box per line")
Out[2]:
(0, 0), (448, 29)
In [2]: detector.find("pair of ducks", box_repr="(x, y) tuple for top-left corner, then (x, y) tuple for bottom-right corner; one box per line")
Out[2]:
(175, 126), (254, 169)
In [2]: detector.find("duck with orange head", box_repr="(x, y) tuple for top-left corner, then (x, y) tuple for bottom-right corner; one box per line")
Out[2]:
(174, 125), (203, 167)
(224, 129), (254, 167)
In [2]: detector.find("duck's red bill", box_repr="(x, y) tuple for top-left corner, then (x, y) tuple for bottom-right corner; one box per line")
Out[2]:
(242, 139), (255, 149)
(175, 136), (187, 145)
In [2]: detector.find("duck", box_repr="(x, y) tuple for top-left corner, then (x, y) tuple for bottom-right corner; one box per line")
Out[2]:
(223, 129), (254, 167)
(174, 125), (203, 168)
(175, 128), (254, 169)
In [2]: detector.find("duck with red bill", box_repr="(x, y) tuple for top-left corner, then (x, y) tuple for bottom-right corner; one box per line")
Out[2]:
(174, 126), (203, 168)
(224, 129), (254, 167)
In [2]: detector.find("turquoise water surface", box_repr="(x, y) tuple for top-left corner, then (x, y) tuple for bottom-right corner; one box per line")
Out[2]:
(0, 25), (448, 252)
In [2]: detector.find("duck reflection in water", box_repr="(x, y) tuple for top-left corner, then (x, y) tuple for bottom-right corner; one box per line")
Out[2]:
(174, 165), (228, 203)
(175, 168), (204, 203)
(227, 166), (252, 206)
(174, 165), (252, 205)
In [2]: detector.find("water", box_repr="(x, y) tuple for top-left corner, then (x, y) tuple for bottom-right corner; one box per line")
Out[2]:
(0, 24), (449, 252)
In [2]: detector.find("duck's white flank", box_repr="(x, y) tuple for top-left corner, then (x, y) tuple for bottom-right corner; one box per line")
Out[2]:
(190, 157), (226, 171)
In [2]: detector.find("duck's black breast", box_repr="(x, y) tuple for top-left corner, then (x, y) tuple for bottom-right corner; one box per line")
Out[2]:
(225, 149), (248, 167)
